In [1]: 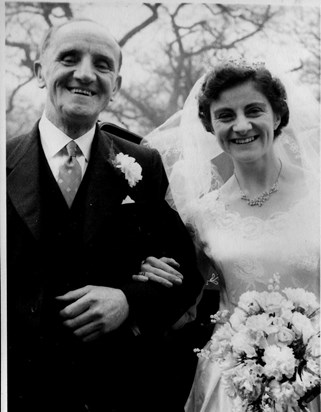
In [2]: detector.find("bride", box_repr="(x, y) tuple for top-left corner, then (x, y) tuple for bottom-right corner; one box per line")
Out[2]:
(135, 60), (320, 411)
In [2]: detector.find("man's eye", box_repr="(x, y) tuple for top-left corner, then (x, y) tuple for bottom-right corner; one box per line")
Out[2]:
(95, 61), (111, 71)
(61, 56), (77, 65)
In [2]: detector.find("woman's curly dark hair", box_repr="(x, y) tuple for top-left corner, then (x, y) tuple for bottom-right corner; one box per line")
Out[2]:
(198, 61), (289, 138)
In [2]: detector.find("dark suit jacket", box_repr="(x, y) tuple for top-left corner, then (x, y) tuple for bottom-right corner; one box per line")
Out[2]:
(7, 121), (203, 412)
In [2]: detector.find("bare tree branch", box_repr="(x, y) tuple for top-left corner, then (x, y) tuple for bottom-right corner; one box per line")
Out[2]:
(118, 3), (161, 46)
(6, 75), (35, 114)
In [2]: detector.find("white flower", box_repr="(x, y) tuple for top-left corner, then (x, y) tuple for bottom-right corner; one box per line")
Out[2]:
(238, 290), (262, 314)
(291, 312), (315, 344)
(229, 307), (247, 330)
(263, 345), (296, 379)
(276, 326), (296, 346)
(306, 334), (321, 358)
(224, 361), (263, 402)
(297, 368), (320, 391)
(269, 381), (300, 408)
(261, 291), (293, 315)
(114, 153), (142, 187)
(231, 331), (256, 357)
(306, 358), (321, 376)
(283, 287), (319, 312)
(209, 324), (234, 361)
(246, 313), (276, 335)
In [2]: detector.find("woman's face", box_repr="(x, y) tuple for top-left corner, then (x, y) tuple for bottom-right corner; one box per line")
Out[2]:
(210, 81), (280, 163)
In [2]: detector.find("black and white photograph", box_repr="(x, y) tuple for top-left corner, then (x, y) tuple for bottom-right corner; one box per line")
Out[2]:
(2, 1), (320, 411)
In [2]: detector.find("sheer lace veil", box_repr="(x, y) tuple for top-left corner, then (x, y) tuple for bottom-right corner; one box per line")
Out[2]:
(144, 67), (320, 222)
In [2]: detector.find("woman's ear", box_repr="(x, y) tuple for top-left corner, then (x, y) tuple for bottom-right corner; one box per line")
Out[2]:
(34, 60), (46, 89)
(274, 114), (281, 130)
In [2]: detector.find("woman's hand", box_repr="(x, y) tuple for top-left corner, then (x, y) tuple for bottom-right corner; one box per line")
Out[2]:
(132, 256), (183, 288)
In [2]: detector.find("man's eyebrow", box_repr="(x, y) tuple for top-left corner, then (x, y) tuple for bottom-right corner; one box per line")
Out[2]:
(56, 49), (78, 58)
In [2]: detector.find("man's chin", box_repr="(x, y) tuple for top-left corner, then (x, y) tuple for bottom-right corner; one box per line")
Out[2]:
(64, 108), (99, 125)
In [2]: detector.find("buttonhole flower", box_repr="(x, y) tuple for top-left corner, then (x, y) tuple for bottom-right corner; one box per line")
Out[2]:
(112, 152), (143, 188)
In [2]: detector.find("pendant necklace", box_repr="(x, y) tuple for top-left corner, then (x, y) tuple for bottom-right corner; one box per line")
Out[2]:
(234, 159), (282, 207)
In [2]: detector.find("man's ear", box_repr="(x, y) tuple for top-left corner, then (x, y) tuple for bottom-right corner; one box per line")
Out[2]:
(34, 60), (46, 89)
(112, 75), (122, 99)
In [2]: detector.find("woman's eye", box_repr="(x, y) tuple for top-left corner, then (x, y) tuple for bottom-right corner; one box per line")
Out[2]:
(217, 112), (234, 121)
(247, 107), (262, 116)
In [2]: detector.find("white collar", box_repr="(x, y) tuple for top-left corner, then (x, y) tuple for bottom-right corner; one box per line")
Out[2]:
(39, 114), (95, 160)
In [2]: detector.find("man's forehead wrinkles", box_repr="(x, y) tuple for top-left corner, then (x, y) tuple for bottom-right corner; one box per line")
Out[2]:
(52, 43), (114, 58)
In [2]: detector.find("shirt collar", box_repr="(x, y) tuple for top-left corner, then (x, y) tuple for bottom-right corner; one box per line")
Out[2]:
(39, 114), (95, 161)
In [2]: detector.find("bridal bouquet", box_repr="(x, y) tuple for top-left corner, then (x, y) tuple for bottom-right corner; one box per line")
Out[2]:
(195, 274), (320, 411)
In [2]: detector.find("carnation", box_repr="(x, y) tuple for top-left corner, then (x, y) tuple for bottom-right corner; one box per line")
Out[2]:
(246, 313), (277, 335)
(238, 291), (262, 314)
(260, 291), (292, 315)
(224, 362), (263, 402)
(269, 381), (300, 408)
(263, 345), (296, 379)
(283, 287), (319, 312)
(297, 368), (320, 391)
(291, 312), (315, 344)
(230, 331), (256, 357)
(230, 307), (248, 330)
(114, 153), (143, 187)
(306, 334), (321, 357)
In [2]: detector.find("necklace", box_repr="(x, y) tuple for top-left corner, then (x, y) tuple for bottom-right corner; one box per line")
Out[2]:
(234, 159), (282, 207)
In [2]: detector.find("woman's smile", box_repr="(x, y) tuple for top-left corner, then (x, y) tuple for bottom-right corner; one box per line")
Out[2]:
(231, 135), (259, 145)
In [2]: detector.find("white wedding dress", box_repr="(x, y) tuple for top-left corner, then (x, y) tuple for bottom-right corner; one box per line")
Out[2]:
(184, 176), (320, 412)
(144, 69), (320, 412)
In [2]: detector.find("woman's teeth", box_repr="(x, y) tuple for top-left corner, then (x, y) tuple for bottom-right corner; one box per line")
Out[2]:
(233, 136), (257, 145)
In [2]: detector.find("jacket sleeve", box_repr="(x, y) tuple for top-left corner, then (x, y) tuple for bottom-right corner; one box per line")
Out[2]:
(120, 148), (204, 335)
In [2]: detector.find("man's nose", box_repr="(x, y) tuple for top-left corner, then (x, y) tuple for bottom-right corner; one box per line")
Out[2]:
(232, 115), (252, 134)
(74, 57), (95, 82)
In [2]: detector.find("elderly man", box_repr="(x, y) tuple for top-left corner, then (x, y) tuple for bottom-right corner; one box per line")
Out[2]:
(7, 19), (203, 412)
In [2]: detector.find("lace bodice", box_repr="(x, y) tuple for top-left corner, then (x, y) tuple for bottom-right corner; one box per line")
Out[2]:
(187, 186), (320, 313)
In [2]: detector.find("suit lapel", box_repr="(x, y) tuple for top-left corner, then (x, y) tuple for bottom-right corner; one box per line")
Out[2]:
(7, 124), (128, 243)
(7, 123), (42, 241)
(81, 127), (128, 243)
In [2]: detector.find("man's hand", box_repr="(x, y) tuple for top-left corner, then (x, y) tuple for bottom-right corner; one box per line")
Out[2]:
(56, 285), (129, 342)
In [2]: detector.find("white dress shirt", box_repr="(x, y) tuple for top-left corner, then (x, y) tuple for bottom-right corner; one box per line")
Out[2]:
(39, 114), (95, 181)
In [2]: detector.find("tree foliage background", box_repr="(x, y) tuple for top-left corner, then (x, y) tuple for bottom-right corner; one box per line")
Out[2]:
(5, 1), (320, 140)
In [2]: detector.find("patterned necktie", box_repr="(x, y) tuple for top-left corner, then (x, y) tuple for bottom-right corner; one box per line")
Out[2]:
(58, 141), (82, 207)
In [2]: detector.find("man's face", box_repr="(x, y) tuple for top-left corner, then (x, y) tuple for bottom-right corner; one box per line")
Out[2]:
(35, 21), (121, 132)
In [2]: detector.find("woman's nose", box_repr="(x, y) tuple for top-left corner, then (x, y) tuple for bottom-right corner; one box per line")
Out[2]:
(233, 115), (252, 134)
(74, 57), (95, 82)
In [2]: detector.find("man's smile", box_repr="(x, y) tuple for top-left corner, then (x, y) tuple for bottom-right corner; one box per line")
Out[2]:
(67, 87), (96, 97)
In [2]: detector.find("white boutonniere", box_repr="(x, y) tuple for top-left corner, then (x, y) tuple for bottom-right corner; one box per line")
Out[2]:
(113, 153), (143, 187)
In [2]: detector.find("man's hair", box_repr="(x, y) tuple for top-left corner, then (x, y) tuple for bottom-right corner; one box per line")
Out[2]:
(38, 18), (122, 71)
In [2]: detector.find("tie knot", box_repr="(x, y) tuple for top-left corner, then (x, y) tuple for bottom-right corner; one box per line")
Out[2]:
(66, 140), (79, 158)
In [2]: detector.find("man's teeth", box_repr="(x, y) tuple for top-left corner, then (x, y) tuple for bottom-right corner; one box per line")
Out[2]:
(234, 136), (256, 144)
(70, 88), (93, 96)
